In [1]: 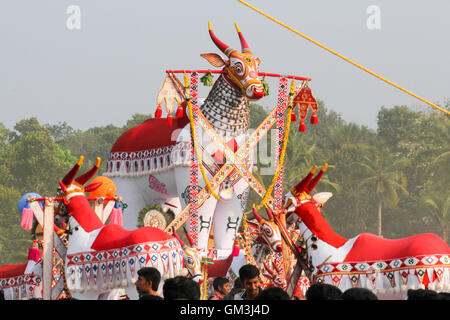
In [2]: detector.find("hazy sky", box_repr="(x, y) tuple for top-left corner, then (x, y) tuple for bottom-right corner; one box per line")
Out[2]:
(1, 0), (449, 131)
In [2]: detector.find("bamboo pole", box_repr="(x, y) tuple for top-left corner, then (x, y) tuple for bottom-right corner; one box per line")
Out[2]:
(236, 0), (450, 116)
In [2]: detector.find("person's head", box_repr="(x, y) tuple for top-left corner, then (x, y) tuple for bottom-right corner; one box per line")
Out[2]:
(233, 277), (244, 291)
(213, 277), (230, 295)
(136, 267), (161, 294)
(438, 292), (450, 300)
(407, 289), (439, 300)
(305, 283), (342, 300)
(341, 288), (378, 300)
(163, 276), (200, 300)
(239, 264), (261, 297)
(255, 286), (290, 300)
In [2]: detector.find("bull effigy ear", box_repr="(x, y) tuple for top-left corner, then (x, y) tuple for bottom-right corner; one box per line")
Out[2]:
(62, 156), (84, 186)
(75, 157), (101, 186)
(200, 53), (227, 68)
(84, 182), (103, 193)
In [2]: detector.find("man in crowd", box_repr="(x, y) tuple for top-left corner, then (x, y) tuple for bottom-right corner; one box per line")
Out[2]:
(135, 267), (163, 300)
(233, 264), (263, 300)
(209, 277), (230, 300)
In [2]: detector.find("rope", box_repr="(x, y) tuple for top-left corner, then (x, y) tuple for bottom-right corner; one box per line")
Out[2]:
(237, 0), (450, 116)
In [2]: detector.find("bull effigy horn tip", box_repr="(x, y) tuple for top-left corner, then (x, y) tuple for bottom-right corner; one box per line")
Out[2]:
(77, 156), (84, 166)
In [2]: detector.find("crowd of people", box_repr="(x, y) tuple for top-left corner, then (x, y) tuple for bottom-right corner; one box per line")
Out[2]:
(133, 264), (450, 301)
(1, 263), (449, 300)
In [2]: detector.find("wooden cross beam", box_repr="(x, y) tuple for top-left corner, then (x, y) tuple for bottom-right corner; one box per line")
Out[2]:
(165, 77), (305, 232)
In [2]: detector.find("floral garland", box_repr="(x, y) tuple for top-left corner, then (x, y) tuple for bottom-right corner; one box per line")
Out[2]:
(254, 80), (296, 211)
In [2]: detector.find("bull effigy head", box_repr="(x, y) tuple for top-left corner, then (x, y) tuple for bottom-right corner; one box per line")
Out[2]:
(58, 156), (103, 202)
(252, 205), (282, 252)
(201, 22), (265, 100)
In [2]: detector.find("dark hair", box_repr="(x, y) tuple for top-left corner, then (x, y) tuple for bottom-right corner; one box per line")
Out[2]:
(305, 283), (342, 300)
(163, 276), (200, 300)
(255, 286), (290, 300)
(213, 277), (229, 291)
(407, 289), (439, 300)
(0, 289), (4, 300)
(438, 292), (450, 300)
(139, 294), (163, 300)
(233, 278), (244, 290)
(137, 267), (161, 291)
(341, 288), (378, 300)
(239, 264), (260, 282)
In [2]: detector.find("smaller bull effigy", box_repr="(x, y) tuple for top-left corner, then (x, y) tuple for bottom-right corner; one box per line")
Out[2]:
(284, 166), (450, 299)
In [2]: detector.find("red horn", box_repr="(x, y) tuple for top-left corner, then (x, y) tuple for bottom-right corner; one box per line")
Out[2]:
(209, 21), (233, 56)
(62, 156), (84, 186)
(252, 205), (263, 222)
(264, 205), (274, 221)
(75, 157), (101, 186)
(185, 231), (194, 247)
(235, 23), (251, 53)
(305, 164), (328, 194)
(291, 165), (317, 196)
(172, 229), (186, 247)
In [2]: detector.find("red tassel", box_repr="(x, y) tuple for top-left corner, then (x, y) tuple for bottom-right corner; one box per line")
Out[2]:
(155, 105), (162, 118)
(21, 207), (34, 231)
(299, 120), (306, 132)
(231, 245), (240, 257)
(27, 247), (41, 262)
(166, 113), (173, 126)
(175, 105), (184, 118)
(310, 112), (318, 124)
(291, 110), (297, 122)
(109, 202), (123, 226)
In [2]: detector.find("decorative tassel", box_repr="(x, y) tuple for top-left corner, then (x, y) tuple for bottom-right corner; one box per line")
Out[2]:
(310, 112), (318, 124)
(27, 247), (41, 262)
(166, 113), (173, 126)
(291, 110), (297, 122)
(175, 104), (184, 118)
(20, 203), (33, 231)
(299, 120), (306, 132)
(231, 245), (240, 257)
(109, 201), (123, 226)
(155, 105), (162, 118)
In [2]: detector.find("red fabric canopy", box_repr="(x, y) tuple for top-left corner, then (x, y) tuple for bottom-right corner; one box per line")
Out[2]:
(91, 224), (174, 251)
(0, 263), (27, 278)
(344, 232), (450, 262)
(110, 106), (189, 153)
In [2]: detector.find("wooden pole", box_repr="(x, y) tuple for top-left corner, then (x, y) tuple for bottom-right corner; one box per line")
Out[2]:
(42, 199), (55, 300)
(236, 0), (450, 116)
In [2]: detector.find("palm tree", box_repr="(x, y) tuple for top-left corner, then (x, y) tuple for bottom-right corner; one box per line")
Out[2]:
(356, 147), (410, 237)
(421, 191), (449, 243)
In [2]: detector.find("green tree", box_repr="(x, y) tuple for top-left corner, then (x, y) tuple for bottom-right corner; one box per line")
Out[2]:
(8, 118), (76, 196)
(356, 147), (410, 236)
(421, 191), (449, 243)
(0, 185), (31, 265)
